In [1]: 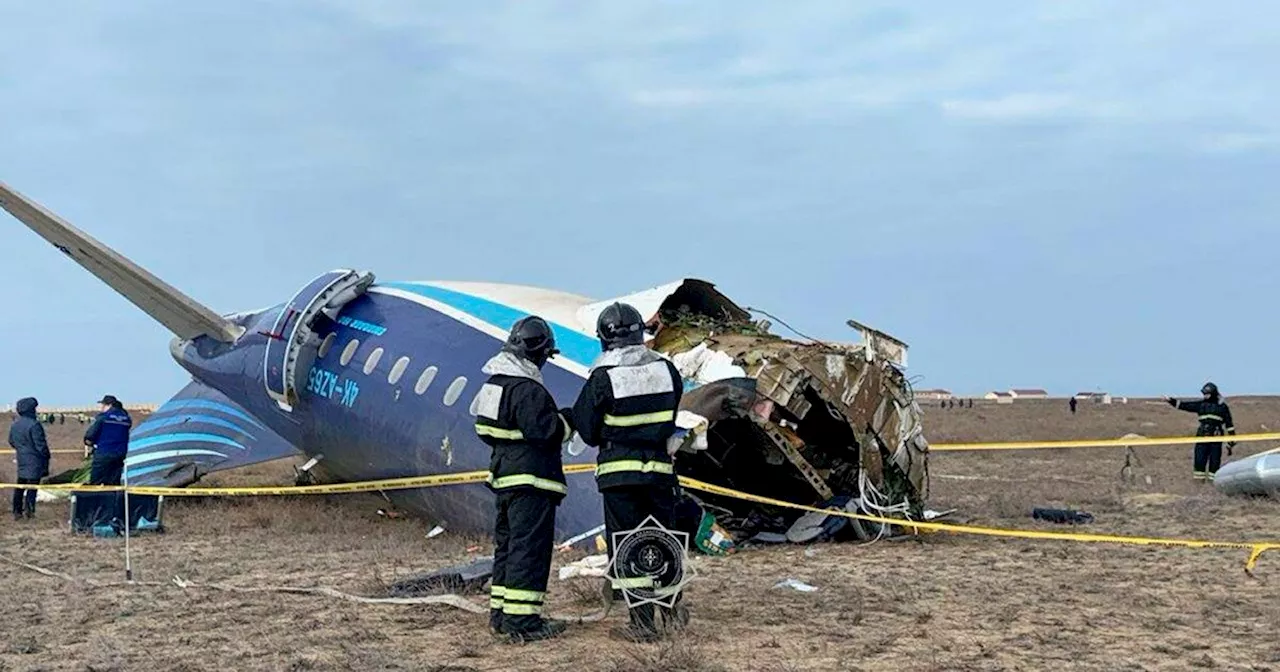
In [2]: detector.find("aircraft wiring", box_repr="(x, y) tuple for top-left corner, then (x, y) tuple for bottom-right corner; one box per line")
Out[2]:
(742, 306), (831, 345)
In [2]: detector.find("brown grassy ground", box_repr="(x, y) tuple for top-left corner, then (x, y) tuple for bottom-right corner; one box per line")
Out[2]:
(3, 398), (1280, 671)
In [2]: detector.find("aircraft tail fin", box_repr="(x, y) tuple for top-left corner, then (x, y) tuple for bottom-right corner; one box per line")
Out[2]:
(125, 379), (302, 486)
(0, 181), (242, 342)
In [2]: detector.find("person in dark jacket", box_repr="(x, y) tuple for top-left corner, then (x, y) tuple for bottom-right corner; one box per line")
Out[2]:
(8, 397), (50, 520)
(1165, 382), (1236, 481)
(474, 316), (572, 643)
(570, 302), (688, 642)
(84, 395), (132, 486)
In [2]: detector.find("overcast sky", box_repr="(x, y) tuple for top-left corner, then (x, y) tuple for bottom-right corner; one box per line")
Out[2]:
(1, 1), (1276, 405)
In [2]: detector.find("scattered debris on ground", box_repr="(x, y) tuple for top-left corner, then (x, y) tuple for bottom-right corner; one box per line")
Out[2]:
(387, 558), (494, 597)
(773, 578), (818, 592)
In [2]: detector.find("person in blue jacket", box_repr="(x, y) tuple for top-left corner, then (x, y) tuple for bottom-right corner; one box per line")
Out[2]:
(8, 397), (50, 520)
(84, 395), (132, 485)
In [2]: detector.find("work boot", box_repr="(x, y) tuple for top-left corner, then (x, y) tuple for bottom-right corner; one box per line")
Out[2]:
(612, 605), (664, 643)
(489, 610), (504, 636)
(506, 619), (567, 644)
(661, 602), (690, 632)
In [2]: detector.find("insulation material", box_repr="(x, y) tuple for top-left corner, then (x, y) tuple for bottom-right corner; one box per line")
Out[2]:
(669, 410), (711, 455)
(671, 343), (748, 387)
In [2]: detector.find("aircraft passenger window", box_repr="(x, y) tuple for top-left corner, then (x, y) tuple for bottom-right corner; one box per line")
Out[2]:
(414, 366), (439, 395)
(363, 347), (384, 375)
(443, 376), (468, 406)
(388, 356), (410, 385)
(318, 333), (336, 358)
(340, 339), (360, 366)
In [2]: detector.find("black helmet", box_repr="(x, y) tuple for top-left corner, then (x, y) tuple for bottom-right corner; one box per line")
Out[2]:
(596, 302), (645, 351)
(502, 316), (559, 368)
(1202, 382), (1220, 398)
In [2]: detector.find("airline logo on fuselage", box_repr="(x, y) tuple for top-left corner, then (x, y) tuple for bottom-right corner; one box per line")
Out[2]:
(337, 316), (387, 336)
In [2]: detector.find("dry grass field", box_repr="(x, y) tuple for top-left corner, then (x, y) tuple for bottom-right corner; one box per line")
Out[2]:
(3, 397), (1280, 671)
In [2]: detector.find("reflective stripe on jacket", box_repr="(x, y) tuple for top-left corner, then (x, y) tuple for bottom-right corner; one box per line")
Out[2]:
(571, 345), (682, 490)
(474, 352), (569, 498)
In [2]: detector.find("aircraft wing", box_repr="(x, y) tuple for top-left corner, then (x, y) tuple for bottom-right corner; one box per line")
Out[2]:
(125, 379), (302, 486)
(0, 181), (242, 342)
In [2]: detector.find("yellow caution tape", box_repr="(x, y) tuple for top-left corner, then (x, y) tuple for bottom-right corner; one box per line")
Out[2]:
(5, 431), (1275, 457)
(0, 449), (85, 455)
(677, 477), (1278, 573)
(0, 465), (600, 496)
(931, 431), (1280, 451)
(4, 461), (1275, 572)
(7, 430), (1279, 457)
(0, 470), (493, 496)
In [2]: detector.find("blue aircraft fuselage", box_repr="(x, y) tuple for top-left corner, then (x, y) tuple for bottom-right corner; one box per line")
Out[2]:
(168, 281), (606, 540)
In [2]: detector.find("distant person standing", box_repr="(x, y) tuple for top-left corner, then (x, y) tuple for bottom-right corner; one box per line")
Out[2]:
(1069, 397), (1077, 414)
(8, 397), (50, 520)
(84, 395), (132, 486)
(1165, 382), (1236, 482)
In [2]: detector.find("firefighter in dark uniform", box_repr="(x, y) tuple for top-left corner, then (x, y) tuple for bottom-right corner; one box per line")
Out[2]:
(474, 316), (572, 643)
(1165, 382), (1237, 481)
(570, 302), (689, 642)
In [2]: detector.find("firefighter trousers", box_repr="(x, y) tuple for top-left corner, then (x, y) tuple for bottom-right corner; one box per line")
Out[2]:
(1193, 441), (1223, 479)
(490, 489), (557, 634)
(602, 483), (683, 632)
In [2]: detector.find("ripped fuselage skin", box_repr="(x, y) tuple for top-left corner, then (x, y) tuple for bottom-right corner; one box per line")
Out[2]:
(646, 286), (930, 540)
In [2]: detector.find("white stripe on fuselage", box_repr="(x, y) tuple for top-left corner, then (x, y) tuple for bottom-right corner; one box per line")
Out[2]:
(367, 286), (590, 379)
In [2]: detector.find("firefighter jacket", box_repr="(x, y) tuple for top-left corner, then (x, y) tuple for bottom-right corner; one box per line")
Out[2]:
(474, 352), (571, 499)
(571, 344), (683, 490)
(1170, 398), (1236, 439)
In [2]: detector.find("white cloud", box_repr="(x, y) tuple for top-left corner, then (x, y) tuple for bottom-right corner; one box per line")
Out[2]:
(322, 1), (1280, 144)
(1199, 132), (1280, 154)
(629, 88), (718, 108)
(940, 94), (1127, 122)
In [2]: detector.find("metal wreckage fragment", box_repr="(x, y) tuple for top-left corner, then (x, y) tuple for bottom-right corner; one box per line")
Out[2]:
(650, 295), (929, 551)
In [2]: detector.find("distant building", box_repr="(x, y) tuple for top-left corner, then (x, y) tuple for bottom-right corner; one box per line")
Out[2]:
(1074, 391), (1113, 405)
(1008, 389), (1049, 399)
(23, 403), (160, 414)
(984, 391), (1015, 404)
(915, 389), (953, 401)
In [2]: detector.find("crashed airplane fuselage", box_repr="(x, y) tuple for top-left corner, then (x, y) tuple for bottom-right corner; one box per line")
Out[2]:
(1, 181), (929, 546)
